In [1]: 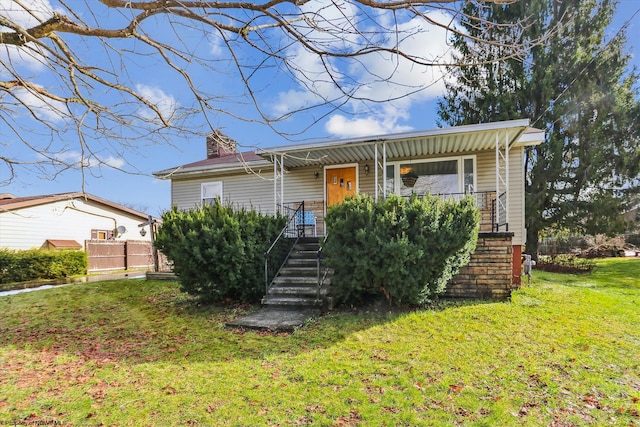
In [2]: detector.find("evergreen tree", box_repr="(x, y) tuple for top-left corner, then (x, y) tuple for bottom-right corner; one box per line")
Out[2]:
(437, 0), (640, 258)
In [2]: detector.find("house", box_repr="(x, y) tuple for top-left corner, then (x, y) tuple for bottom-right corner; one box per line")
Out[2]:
(0, 192), (158, 272)
(154, 120), (544, 298)
(0, 192), (153, 250)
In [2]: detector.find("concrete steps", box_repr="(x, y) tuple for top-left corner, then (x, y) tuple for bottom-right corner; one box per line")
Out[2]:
(262, 237), (332, 310)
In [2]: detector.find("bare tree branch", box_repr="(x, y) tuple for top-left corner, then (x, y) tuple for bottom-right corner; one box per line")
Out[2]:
(0, 0), (556, 185)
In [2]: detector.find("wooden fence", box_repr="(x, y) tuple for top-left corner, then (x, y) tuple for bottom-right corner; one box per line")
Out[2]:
(85, 240), (165, 273)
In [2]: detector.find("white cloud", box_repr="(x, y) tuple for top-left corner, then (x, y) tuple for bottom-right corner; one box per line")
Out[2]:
(0, 0), (54, 28)
(0, 0), (57, 75)
(12, 86), (68, 123)
(208, 33), (225, 57)
(326, 114), (413, 138)
(135, 83), (179, 123)
(271, 8), (456, 137)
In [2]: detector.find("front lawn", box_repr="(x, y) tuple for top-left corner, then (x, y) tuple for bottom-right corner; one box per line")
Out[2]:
(0, 259), (638, 425)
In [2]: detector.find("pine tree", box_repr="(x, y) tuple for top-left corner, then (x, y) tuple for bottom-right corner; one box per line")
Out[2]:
(437, 0), (640, 258)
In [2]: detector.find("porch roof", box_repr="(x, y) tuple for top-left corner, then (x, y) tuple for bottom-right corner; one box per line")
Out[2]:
(258, 119), (543, 169)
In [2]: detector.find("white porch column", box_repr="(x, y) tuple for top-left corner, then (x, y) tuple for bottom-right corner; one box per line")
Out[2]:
(374, 141), (387, 201)
(273, 154), (285, 214)
(495, 131), (509, 230)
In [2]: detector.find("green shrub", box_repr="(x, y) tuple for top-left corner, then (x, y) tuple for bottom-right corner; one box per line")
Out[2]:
(535, 254), (596, 273)
(324, 194), (480, 306)
(155, 201), (286, 303)
(0, 249), (87, 284)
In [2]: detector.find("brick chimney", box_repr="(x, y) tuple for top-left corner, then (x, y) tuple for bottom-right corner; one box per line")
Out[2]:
(206, 130), (237, 159)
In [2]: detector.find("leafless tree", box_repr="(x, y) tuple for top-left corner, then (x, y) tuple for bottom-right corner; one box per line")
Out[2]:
(1, 0), (550, 184)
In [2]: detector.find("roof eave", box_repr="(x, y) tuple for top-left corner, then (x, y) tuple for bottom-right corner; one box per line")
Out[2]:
(0, 192), (149, 219)
(261, 119), (532, 155)
(154, 160), (273, 180)
(513, 128), (545, 147)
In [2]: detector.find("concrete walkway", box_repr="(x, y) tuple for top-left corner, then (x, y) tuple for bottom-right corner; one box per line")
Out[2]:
(0, 271), (148, 297)
(226, 307), (321, 332)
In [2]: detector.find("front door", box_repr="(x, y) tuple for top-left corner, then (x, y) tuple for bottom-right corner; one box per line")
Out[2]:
(326, 166), (357, 207)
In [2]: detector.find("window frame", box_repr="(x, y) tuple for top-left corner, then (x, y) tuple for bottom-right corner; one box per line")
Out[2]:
(386, 155), (477, 196)
(201, 181), (223, 206)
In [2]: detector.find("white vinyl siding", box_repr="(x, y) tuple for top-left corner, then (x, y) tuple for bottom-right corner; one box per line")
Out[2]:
(281, 166), (324, 204)
(0, 198), (151, 250)
(172, 172), (274, 214)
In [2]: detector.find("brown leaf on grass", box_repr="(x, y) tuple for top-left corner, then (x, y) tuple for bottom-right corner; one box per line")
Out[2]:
(364, 385), (385, 395)
(449, 384), (463, 393)
(583, 394), (600, 408)
(162, 385), (177, 395)
(517, 401), (538, 417)
(305, 404), (326, 414)
(334, 410), (362, 426)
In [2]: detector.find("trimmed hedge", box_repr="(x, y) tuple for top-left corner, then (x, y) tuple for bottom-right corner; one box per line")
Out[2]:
(324, 194), (480, 306)
(155, 202), (286, 303)
(0, 249), (87, 284)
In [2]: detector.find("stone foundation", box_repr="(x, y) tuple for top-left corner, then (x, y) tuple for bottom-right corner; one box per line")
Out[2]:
(445, 232), (514, 299)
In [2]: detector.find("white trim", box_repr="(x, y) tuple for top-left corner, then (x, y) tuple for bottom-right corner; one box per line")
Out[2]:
(461, 155), (477, 193)
(201, 181), (223, 205)
(265, 119), (531, 153)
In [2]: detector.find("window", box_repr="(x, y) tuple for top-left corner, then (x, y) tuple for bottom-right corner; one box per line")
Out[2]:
(389, 156), (476, 196)
(91, 229), (114, 240)
(385, 165), (395, 195)
(463, 157), (475, 193)
(201, 181), (223, 206)
(399, 160), (458, 196)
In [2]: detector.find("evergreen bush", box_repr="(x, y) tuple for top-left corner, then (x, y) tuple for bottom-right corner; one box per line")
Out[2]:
(0, 249), (87, 284)
(324, 194), (480, 306)
(155, 201), (286, 303)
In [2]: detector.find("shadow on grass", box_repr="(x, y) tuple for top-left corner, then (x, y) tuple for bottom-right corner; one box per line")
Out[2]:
(0, 278), (507, 367)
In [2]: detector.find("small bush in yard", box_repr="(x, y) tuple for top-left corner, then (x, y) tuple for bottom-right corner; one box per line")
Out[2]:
(0, 249), (87, 284)
(155, 201), (286, 303)
(535, 254), (596, 273)
(324, 194), (480, 306)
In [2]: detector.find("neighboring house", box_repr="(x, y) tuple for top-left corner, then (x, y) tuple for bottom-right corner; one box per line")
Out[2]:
(0, 192), (152, 250)
(154, 120), (544, 296)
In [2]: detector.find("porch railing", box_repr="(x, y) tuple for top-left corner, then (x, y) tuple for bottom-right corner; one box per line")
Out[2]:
(264, 202), (303, 295)
(491, 192), (509, 232)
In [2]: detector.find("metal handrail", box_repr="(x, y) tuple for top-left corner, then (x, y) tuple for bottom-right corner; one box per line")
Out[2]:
(264, 202), (303, 294)
(491, 192), (509, 232)
(316, 234), (329, 301)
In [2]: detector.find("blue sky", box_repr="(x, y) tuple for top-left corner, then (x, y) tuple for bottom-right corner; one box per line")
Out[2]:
(2, 0), (639, 217)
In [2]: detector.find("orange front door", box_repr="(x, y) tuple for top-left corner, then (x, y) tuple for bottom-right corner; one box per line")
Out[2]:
(326, 166), (357, 207)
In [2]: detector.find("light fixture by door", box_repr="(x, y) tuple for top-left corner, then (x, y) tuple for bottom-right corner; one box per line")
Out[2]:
(364, 164), (370, 175)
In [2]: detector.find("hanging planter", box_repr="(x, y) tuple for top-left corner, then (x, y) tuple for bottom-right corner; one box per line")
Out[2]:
(401, 171), (418, 188)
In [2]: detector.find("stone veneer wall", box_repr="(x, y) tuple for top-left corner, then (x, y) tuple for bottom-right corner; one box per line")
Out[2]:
(445, 232), (514, 299)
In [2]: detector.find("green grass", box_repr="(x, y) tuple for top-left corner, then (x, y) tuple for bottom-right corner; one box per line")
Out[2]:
(1, 258), (639, 426)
